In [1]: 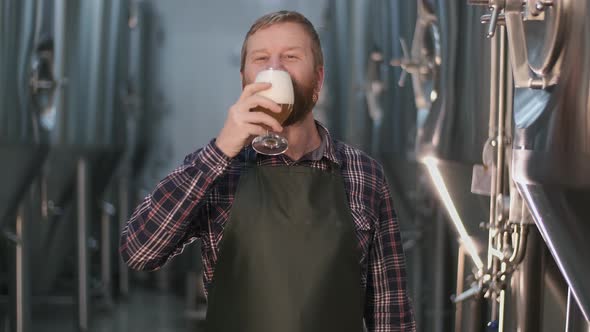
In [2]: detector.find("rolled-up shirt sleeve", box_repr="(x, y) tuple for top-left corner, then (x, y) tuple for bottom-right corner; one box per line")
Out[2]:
(119, 140), (232, 271)
(364, 176), (416, 331)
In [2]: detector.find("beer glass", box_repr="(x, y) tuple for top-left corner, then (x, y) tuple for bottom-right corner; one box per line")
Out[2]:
(251, 68), (294, 155)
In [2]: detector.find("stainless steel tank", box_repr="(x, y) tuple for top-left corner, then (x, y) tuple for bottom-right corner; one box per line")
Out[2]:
(1, 1), (132, 330)
(32, 0), (131, 295)
(455, 0), (590, 330)
(407, 3), (498, 331)
(43, 0), (129, 206)
(0, 0), (47, 231)
(509, 0), (590, 322)
(411, 0), (492, 270)
(323, 1), (491, 330)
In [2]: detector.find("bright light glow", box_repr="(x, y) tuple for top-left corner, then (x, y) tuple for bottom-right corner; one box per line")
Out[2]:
(423, 156), (485, 270)
(430, 90), (438, 102)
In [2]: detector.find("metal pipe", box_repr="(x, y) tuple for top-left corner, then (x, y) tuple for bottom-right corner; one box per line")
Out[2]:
(496, 26), (507, 226)
(486, 19), (499, 270)
(455, 244), (465, 332)
(433, 209), (446, 332)
(15, 203), (31, 332)
(101, 201), (113, 306)
(511, 227), (542, 332)
(499, 289), (506, 332)
(487, 26), (501, 323)
(454, 245), (465, 332)
(508, 224), (528, 265)
(496, 25), (510, 332)
(77, 158), (89, 331)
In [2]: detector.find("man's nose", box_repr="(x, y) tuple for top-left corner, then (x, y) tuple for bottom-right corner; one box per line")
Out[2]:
(268, 56), (285, 70)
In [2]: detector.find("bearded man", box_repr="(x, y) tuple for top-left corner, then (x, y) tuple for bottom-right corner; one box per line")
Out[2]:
(120, 10), (416, 332)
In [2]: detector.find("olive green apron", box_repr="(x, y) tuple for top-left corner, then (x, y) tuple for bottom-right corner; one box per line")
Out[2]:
(204, 153), (363, 332)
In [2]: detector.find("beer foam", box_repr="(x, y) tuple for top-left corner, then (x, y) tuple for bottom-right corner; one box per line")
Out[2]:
(254, 69), (294, 104)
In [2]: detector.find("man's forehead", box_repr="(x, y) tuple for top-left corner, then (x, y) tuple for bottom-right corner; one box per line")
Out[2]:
(246, 22), (311, 51)
(249, 46), (305, 54)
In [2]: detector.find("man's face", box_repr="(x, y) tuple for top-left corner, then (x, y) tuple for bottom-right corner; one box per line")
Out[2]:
(242, 22), (323, 126)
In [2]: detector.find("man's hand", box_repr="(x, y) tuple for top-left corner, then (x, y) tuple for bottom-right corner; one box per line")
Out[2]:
(215, 82), (283, 158)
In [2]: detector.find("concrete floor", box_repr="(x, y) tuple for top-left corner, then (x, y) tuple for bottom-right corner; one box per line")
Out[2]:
(2, 287), (205, 332)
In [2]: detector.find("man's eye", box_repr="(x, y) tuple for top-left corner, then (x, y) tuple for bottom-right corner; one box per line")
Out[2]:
(285, 55), (297, 59)
(254, 56), (268, 61)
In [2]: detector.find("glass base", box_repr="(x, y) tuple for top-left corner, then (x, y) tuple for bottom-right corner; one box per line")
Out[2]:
(252, 133), (288, 155)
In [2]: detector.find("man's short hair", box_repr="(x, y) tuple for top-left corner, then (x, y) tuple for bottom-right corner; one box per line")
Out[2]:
(240, 10), (324, 72)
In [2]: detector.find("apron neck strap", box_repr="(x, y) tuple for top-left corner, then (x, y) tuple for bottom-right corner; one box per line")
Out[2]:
(245, 147), (340, 174)
(326, 160), (340, 174)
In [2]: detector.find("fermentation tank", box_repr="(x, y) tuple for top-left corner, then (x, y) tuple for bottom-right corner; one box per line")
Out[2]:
(507, 0), (590, 324)
(29, 0), (130, 295)
(325, 0), (590, 330)
(0, 0), (48, 238)
(2, 1), (131, 330)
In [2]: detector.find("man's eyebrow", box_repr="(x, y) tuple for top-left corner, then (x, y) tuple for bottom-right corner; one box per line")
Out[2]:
(249, 48), (268, 54)
(249, 46), (304, 54)
(283, 46), (304, 52)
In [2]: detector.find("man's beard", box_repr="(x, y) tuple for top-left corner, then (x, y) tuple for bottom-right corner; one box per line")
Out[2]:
(282, 76), (317, 127)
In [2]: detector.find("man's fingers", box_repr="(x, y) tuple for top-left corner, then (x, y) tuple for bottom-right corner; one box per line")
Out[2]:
(240, 82), (272, 100)
(242, 112), (282, 132)
(244, 95), (282, 113)
(244, 124), (269, 137)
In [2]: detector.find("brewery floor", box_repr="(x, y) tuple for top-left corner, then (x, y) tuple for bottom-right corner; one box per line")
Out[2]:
(26, 287), (205, 332)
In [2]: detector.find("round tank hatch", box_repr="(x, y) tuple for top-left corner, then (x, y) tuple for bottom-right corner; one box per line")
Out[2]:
(523, 0), (566, 79)
(390, 2), (441, 112)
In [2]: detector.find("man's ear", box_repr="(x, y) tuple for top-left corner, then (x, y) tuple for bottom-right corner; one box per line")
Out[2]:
(316, 66), (325, 92)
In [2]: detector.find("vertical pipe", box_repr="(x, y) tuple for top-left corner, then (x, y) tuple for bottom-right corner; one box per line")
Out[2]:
(497, 25), (510, 332)
(100, 202), (112, 305)
(485, 18), (500, 328)
(496, 27), (507, 211)
(512, 227), (542, 332)
(454, 245), (465, 332)
(433, 209), (446, 332)
(118, 176), (129, 296)
(15, 203), (31, 332)
(77, 158), (89, 331)
(486, 20), (499, 271)
(499, 289), (506, 332)
(488, 24), (509, 326)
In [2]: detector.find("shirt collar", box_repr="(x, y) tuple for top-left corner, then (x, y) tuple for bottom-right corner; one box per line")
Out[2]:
(247, 120), (341, 166)
(314, 120), (341, 166)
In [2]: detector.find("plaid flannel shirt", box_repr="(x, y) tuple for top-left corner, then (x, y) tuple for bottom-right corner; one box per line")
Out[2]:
(120, 122), (416, 331)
